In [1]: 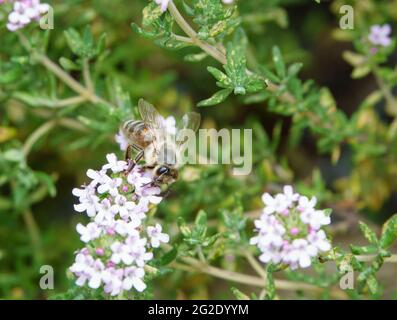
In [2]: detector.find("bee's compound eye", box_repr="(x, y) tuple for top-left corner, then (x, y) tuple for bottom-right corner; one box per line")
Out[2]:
(157, 166), (169, 175)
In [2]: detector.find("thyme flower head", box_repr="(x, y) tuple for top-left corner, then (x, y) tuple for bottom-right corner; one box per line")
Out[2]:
(250, 186), (332, 270)
(69, 153), (169, 296)
(4, 0), (50, 31)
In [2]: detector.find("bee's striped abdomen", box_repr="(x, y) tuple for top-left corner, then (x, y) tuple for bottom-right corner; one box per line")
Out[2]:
(123, 120), (144, 133)
(122, 120), (152, 149)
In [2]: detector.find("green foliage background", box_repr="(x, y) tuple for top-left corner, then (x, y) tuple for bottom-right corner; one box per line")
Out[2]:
(1, 0), (397, 299)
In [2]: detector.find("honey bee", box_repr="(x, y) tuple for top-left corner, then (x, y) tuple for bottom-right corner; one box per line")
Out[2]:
(122, 99), (201, 185)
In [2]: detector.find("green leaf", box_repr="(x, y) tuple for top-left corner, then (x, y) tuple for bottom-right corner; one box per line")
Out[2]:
(64, 28), (85, 56)
(182, 1), (195, 16)
(131, 23), (157, 39)
(189, 0), (240, 40)
(177, 217), (191, 237)
(64, 27), (102, 59)
(366, 274), (379, 295)
(224, 28), (249, 94)
(258, 65), (280, 83)
(13, 92), (60, 108)
(359, 221), (378, 245)
(82, 26), (94, 52)
(205, 28), (263, 98)
(245, 76), (265, 93)
(342, 51), (366, 67)
(96, 33), (107, 55)
(207, 66), (230, 86)
(35, 172), (56, 197)
(158, 247), (178, 266)
(195, 210), (208, 238)
(0, 67), (22, 84)
(272, 46), (286, 78)
(142, 3), (164, 27)
(59, 57), (80, 71)
(3, 149), (24, 162)
(197, 88), (232, 107)
(288, 63), (303, 77)
(230, 287), (250, 300)
(380, 214), (397, 248)
(350, 245), (378, 255)
(202, 233), (220, 247)
(351, 65), (371, 79)
(184, 52), (208, 62)
(133, 3), (183, 49)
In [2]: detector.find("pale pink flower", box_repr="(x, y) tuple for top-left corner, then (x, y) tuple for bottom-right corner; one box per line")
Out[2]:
(102, 153), (127, 173)
(76, 222), (102, 243)
(155, 0), (170, 12)
(369, 24), (392, 47)
(147, 224), (170, 248)
(123, 267), (146, 292)
(262, 193), (289, 214)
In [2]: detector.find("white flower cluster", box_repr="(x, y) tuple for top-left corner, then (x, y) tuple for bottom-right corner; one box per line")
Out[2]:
(2, 0), (50, 31)
(250, 186), (332, 269)
(69, 153), (169, 296)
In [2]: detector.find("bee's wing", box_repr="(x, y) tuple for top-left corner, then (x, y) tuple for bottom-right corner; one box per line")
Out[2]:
(138, 99), (166, 146)
(175, 112), (201, 166)
(180, 112), (201, 134)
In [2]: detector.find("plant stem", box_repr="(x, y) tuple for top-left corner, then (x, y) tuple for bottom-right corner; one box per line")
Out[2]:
(372, 65), (397, 136)
(243, 251), (268, 281)
(373, 65), (397, 116)
(173, 34), (195, 44)
(22, 209), (43, 265)
(51, 96), (87, 108)
(23, 120), (57, 156)
(356, 254), (397, 263)
(82, 58), (94, 93)
(175, 256), (347, 298)
(58, 117), (89, 132)
(168, 1), (227, 65)
(34, 53), (103, 104)
(197, 246), (206, 263)
(17, 31), (115, 109)
(258, 288), (267, 300)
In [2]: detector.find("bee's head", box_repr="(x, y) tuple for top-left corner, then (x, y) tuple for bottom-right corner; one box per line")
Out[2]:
(154, 165), (178, 185)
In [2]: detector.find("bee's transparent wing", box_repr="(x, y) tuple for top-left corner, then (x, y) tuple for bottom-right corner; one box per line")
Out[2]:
(179, 112), (201, 135)
(176, 112), (201, 156)
(138, 98), (166, 145)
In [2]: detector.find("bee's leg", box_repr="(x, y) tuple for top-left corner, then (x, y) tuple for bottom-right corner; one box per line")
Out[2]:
(160, 189), (171, 198)
(154, 172), (167, 184)
(125, 146), (144, 173)
(125, 145), (133, 161)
